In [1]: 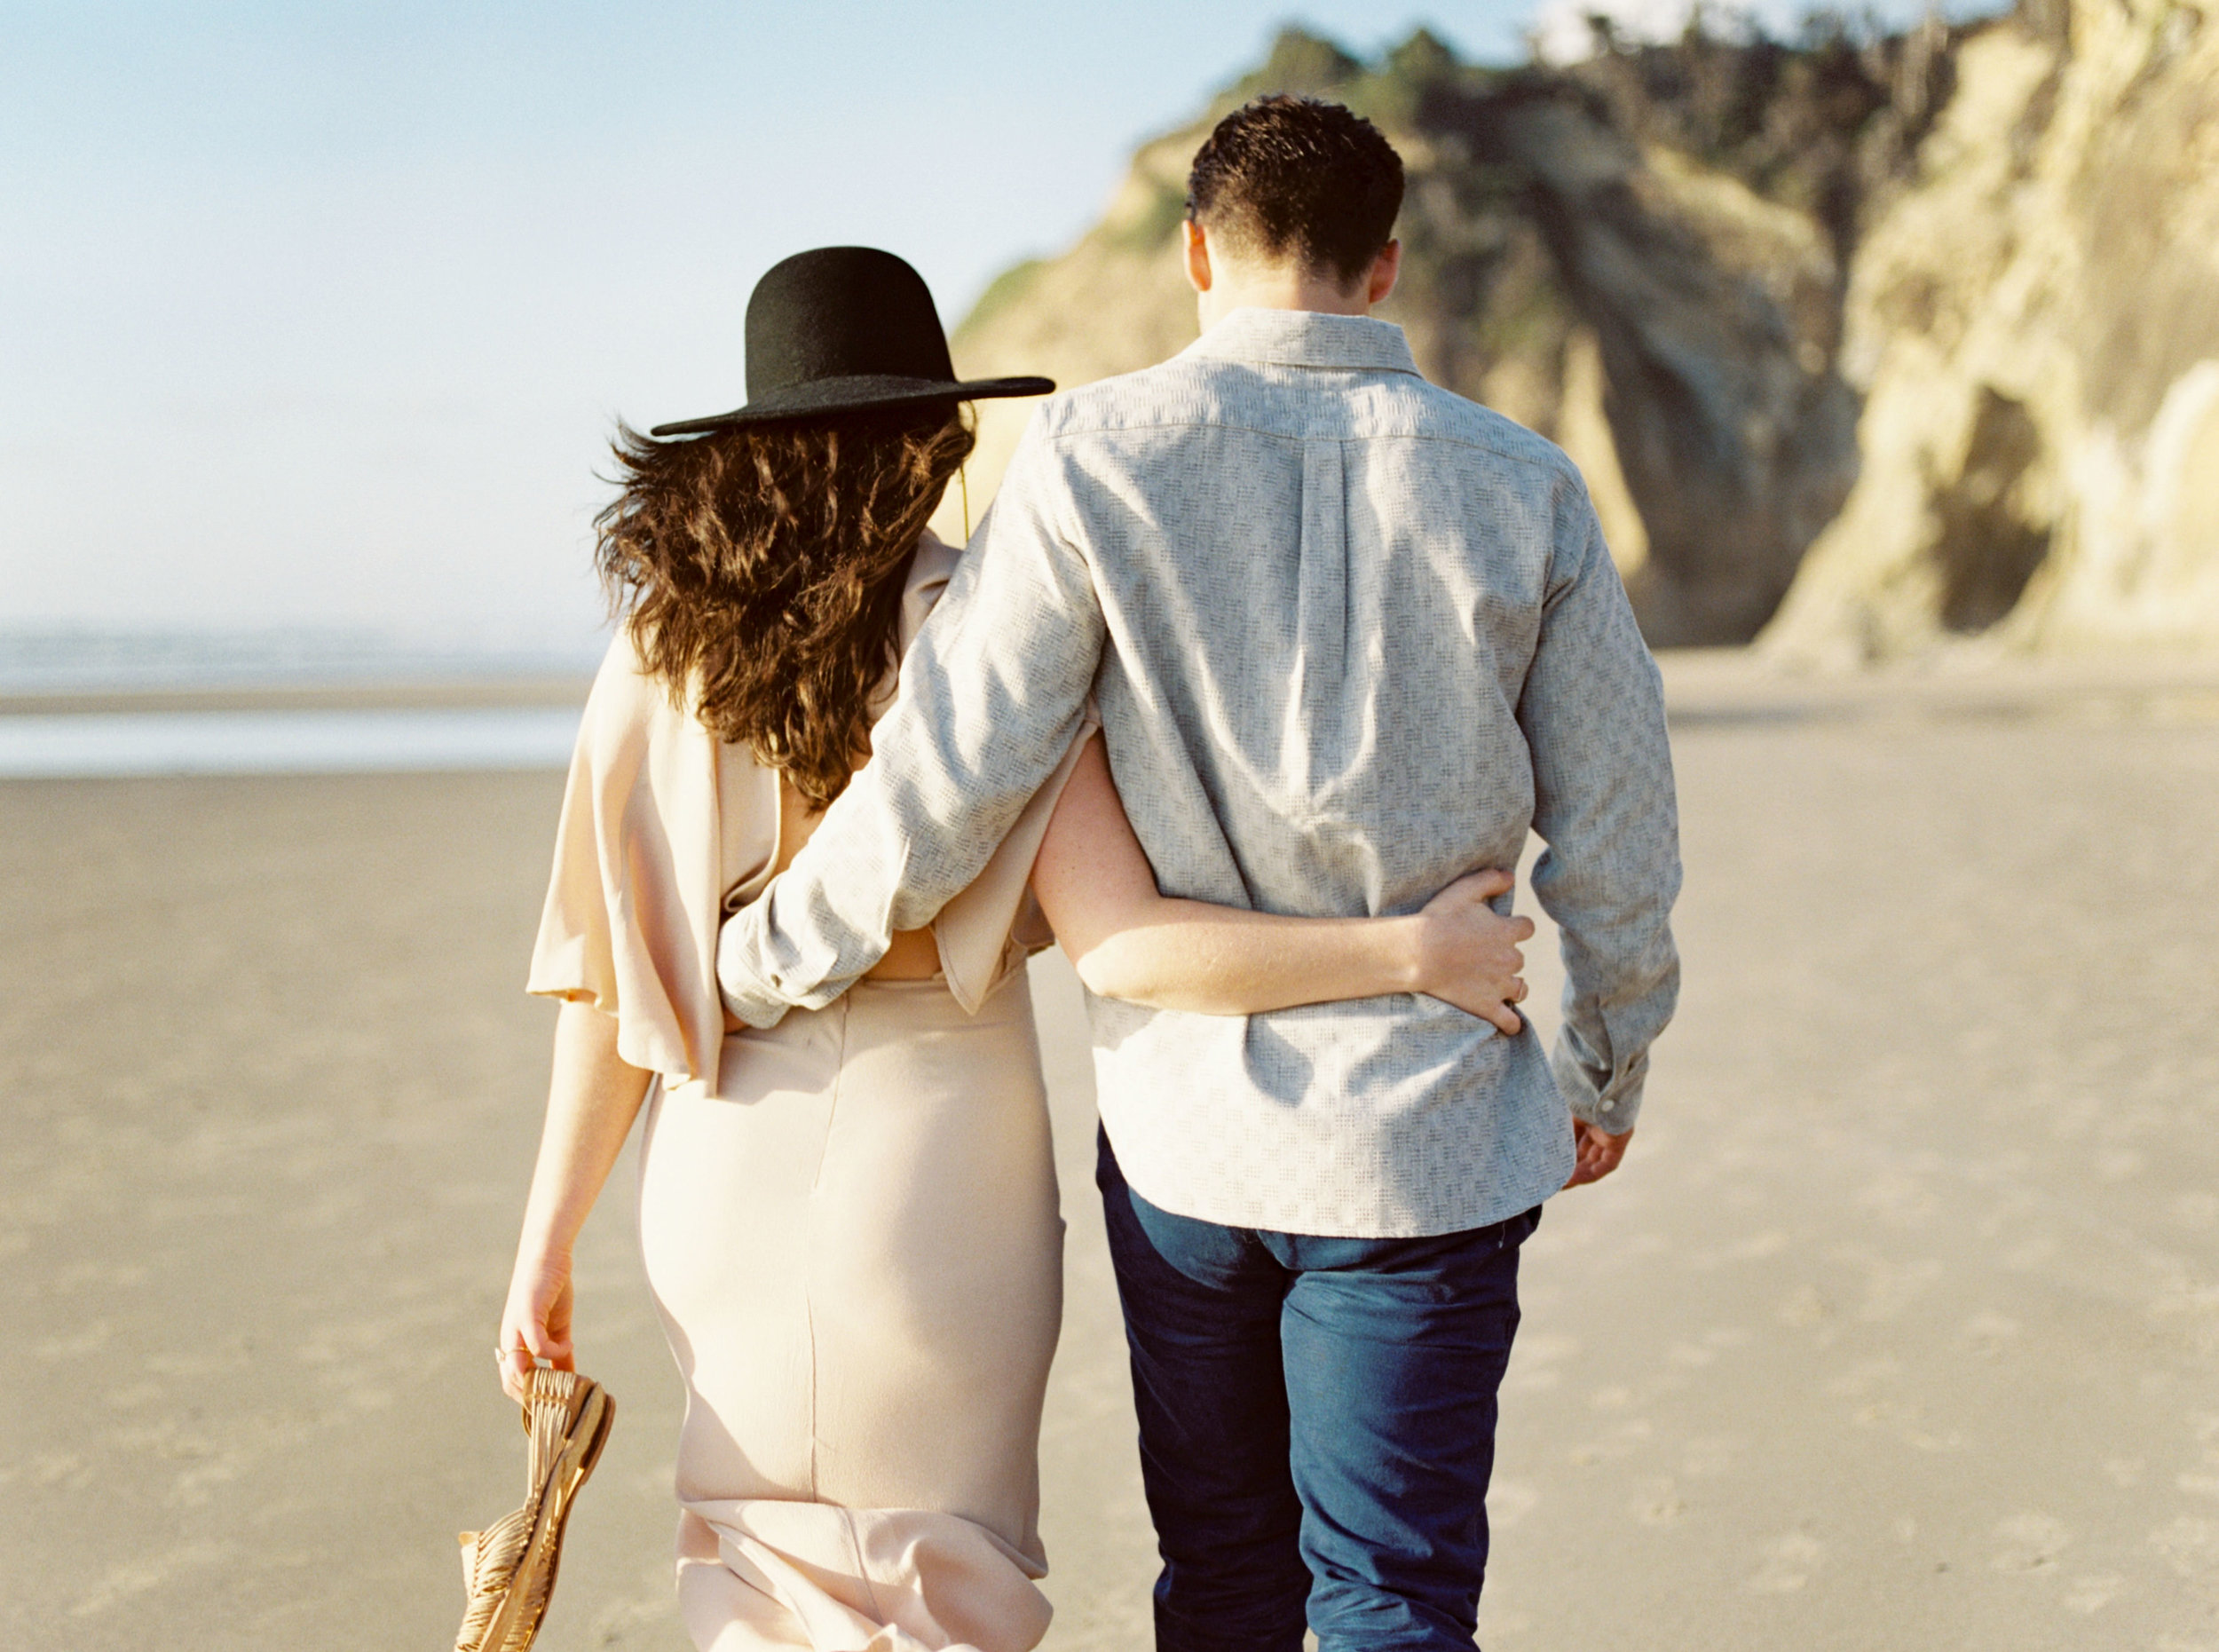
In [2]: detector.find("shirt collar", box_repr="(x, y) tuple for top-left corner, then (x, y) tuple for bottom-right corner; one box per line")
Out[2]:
(1178, 307), (1420, 376)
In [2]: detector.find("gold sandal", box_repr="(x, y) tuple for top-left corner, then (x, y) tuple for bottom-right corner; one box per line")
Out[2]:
(455, 1367), (615, 1652)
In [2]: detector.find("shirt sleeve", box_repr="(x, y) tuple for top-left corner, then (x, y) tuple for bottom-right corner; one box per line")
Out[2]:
(716, 410), (1109, 1026)
(1517, 470), (1683, 1129)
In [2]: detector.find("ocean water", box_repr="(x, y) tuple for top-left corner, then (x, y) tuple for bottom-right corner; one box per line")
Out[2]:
(0, 707), (584, 778)
(0, 627), (604, 696)
(0, 629), (598, 777)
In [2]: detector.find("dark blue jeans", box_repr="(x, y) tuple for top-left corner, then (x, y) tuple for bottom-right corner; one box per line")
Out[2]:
(1098, 1129), (1536, 1652)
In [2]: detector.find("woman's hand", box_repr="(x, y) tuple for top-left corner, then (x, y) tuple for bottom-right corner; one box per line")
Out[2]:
(496, 1241), (576, 1403)
(494, 999), (653, 1402)
(1036, 734), (1539, 1020)
(1408, 868), (1536, 1034)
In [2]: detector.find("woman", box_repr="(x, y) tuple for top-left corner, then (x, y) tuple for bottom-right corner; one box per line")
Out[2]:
(493, 248), (1533, 1652)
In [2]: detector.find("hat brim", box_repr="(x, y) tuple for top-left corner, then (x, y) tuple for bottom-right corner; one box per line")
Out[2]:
(649, 374), (1055, 437)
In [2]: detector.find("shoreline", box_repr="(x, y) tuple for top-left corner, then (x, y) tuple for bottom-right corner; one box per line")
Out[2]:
(4, 645), (2216, 722)
(0, 675), (596, 718)
(1654, 645), (2219, 727)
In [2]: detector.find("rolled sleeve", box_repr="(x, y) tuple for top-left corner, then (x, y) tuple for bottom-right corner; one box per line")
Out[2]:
(1518, 474), (1683, 1130)
(716, 412), (1108, 1025)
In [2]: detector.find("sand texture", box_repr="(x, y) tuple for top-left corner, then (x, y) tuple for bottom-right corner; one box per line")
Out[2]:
(4, 654), (2217, 1649)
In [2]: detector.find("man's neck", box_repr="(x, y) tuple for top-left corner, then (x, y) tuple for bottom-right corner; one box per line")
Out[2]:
(1197, 270), (1370, 331)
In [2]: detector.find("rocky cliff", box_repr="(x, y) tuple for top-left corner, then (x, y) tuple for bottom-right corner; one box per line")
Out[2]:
(1762, 0), (2219, 661)
(944, 7), (2219, 658)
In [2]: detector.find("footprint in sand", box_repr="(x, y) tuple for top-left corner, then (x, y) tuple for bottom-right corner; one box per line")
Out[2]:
(1855, 1169), (1938, 1227)
(1960, 1310), (2020, 1356)
(1489, 1478), (1538, 1530)
(1849, 1251), (1944, 1322)
(68, 1540), (231, 1619)
(30, 1451), (91, 1490)
(1746, 1532), (1822, 1593)
(2062, 1572), (2122, 1614)
(2152, 1516), (2219, 1580)
(1825, 1356), (1903, 1397)
(1631, 1477), (1686, 1525)
(2096, 1148), (2143, 1181)
(2172, 1191), (2219, 1229)
(1777, 1283), (1831, 1328)
(1680, 1435), (1744, 1478)
(1990, 1512), (2068, 1572)
(1502, 1332), (1578, 1394)
(33, 1319), (113, 1359)
(2001, 1235), (2059, 1270)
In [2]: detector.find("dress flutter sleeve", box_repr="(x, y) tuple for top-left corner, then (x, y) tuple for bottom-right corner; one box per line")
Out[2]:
(527, 633), (746, 1090)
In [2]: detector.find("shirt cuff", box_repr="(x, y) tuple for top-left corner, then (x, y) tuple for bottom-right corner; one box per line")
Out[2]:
(1551, 1039), (1646, 1132)
(715, 906), (793, 1029)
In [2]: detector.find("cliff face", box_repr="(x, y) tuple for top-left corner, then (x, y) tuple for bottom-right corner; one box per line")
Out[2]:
(1432, 86), (1864, 642)
(1762, 0), (2219, 661)
(946, 10), (2219, 658)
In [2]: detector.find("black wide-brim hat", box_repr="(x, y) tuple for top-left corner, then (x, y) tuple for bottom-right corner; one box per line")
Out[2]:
(650, 246), (1053, 436)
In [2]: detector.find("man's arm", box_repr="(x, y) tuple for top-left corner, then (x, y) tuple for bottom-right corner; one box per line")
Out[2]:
(1518, 470), (1683, 1134)
(715, 412), (1106, 1026)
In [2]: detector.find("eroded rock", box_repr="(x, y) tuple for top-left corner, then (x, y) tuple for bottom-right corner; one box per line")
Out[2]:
(1762, 0), (2219, 663)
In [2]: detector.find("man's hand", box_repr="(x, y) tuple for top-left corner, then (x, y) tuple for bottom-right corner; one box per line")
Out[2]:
(1564, 1118), (1633, 1189)
(1409, 868), (1536, 1036)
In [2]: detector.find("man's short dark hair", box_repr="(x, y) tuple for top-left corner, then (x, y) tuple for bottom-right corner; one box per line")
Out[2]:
(1185, 95), (1404, 286)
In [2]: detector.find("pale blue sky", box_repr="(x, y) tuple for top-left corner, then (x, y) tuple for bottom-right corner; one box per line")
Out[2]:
(0, 2), (1942, 653)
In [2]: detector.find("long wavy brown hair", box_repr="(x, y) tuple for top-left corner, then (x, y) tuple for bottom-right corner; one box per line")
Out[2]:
(595, 408), (975, 809)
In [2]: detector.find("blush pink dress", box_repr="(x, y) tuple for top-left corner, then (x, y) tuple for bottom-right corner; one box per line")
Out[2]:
(528, 534), (1088, 1652)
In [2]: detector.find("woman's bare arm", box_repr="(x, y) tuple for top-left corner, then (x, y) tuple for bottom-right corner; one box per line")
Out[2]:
(1031, 735), (1534, 1030)
(496, 997), (654, 1401)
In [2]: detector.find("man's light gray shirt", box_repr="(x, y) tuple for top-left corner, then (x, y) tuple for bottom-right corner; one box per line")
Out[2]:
(719, 308), (1680, 1237)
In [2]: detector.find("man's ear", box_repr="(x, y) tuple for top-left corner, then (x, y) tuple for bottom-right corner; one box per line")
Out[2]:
(1182, 218), (1213, 296)
(1365, 239), (1402, 308)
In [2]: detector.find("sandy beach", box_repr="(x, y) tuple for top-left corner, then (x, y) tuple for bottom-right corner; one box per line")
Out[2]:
(4, 653), (2216, 1650)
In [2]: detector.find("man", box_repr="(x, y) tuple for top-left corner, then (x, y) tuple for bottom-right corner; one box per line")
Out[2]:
(718, 95), (1680, 1652)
